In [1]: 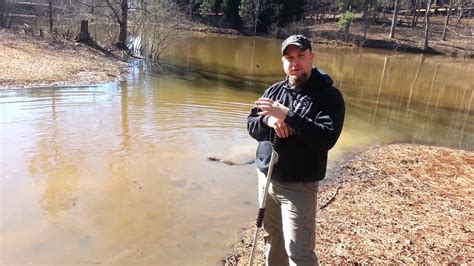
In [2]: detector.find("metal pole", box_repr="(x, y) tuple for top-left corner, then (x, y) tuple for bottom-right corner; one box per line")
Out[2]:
(249, 145), (278, 265)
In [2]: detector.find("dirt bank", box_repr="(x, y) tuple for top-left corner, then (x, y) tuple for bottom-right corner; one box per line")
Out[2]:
(307, 17), (473, 58)
(223, 144), (473, 264)
(0, 30), (128, 90)
(196, 16), (473, 58)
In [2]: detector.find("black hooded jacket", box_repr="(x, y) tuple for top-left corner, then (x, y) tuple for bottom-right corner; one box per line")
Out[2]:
(247, 67), (345, 182)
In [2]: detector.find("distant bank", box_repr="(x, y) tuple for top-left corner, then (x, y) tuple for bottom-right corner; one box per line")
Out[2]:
(193, 16), (473, 59)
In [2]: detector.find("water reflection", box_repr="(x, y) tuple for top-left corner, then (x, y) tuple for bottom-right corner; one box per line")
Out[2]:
(162, 35), (472, 150)
(336, 54), (472, 149)
(27, 88), (81, 223)
(1, 34), (473, 265)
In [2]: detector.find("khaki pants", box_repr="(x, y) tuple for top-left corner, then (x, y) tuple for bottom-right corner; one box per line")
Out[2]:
(258, 170), (319, 266)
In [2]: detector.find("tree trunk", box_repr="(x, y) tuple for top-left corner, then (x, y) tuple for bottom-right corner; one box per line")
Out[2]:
(253, 0), (260, 36)
(363, 9), (370, 40)
(310, 0), (315, 19)
(0, 8), (5, 28)
(423, 0), (431, 50)
(78, 20), (92, 43)
(7, 15), (14, 28)
(188, 0), (195, 18)
(49, 0), (53, 33)
(411, 0), (417, 27)
(442, 0), (452, 40)
(389, 0), (399, 38)
(457, 0), (463, 24)
(117, 0), (128, 49)
(253, 8), (257, 36)
(414, 0), (420, 26)
(343, 21), (350, 38)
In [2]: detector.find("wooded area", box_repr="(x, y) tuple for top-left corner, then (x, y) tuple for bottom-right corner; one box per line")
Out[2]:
(0, 0), (473, 61)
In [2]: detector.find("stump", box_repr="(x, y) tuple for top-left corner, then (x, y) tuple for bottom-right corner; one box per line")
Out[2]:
(77, 20), (92, 44)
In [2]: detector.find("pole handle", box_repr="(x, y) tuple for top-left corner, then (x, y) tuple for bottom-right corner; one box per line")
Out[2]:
(272, 134), (280, 148)
(255, 207), (265, 228)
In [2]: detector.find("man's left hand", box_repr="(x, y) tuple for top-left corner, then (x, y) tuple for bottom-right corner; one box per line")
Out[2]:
(255, 98), (289, 121)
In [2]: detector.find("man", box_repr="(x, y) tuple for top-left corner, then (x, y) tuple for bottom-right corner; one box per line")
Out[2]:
(247, 35), (345, 265)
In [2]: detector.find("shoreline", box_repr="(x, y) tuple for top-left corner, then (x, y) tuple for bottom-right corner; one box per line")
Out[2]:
(193, 17), (473, 59)
(0, 29), (129, 90)
(223, 143), (473, 264)
(1, 19), (471, 90)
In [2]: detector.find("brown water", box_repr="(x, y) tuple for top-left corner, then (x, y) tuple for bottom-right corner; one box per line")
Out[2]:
(1, 34), (472, 265)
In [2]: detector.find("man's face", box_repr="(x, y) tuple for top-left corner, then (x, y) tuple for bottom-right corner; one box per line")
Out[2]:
(281, 45), (314, 86)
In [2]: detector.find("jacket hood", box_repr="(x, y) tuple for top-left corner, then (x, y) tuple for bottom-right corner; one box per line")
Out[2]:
(316, 68), (334, 86)
(305, 67), (333, 89)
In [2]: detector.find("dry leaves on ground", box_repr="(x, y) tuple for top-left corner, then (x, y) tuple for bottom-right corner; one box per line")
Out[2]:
(224, 144), (473, 265)
(0, 30), (128, 89)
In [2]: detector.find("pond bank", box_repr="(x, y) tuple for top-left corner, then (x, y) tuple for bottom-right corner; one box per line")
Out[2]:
(223, 144), (473, 264)
(193, 17), (473, 58)
(0, 29), (128, 90)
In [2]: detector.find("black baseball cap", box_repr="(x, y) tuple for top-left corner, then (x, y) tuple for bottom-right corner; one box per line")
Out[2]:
(281, 35), (312, 55)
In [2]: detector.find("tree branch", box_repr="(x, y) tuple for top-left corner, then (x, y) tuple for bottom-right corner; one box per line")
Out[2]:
(105, 0), (122, 25)
(319, 184), (342, 210)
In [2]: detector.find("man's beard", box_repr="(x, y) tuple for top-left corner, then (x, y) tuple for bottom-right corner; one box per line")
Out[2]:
(289, 72), (309, 87)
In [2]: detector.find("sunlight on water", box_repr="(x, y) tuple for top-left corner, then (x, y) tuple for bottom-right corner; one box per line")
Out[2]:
(1, 34), (472, 264)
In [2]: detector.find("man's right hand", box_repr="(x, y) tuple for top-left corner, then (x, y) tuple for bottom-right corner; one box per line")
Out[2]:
(266, 116), (294, 138)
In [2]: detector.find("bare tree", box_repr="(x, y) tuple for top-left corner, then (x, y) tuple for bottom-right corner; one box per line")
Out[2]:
(252, 0), (264, 36)
(187, 0), (195, 18)
(309, 0), (316, 19)
(423, 0), (432, 50)
(137, 0), (185, 70)
(457, 0), (463, 24)
(105, 0), (128, 49)
(48, 0), (53, 32)
(0, 0), (16, 28)
(240, 0), (268, 36)
(389, 0), (399, 38)
(410, 0), (419, 27)
(442, 0), (453, 40)
(362, 2), (377, 40)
